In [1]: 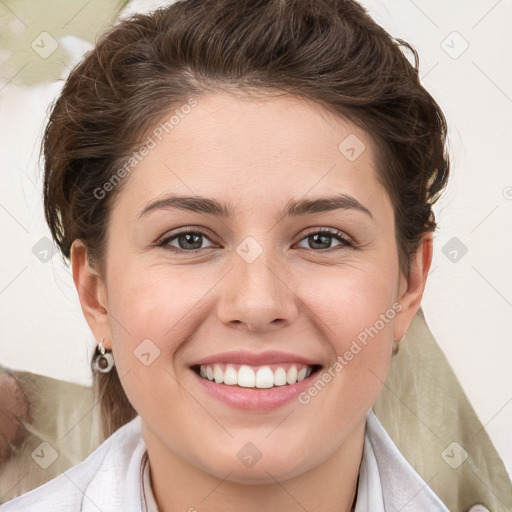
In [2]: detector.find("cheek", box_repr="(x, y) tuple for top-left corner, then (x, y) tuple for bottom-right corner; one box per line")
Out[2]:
(312, 257), (398, 340)
(104, 264), (216, 399)
(108, 261), (209, 343)
(303, 261), (398, 401)
(105, 294), (184, 421)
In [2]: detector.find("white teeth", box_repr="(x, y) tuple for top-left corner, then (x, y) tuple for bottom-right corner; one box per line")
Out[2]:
(286, 365), (298, 385)
(273, 367), (287, 386)
(223, 365), (238, 385)
(238, 365), (255, 387)
(197, 363), (315, 388)
(255, 366), (274, 388)
(213, 364), (224, 384)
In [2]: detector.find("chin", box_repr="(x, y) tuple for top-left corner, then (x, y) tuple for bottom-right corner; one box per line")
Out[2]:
(198, 447), (313, 485)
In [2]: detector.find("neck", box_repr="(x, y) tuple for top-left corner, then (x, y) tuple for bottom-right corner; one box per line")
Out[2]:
(144, 420), (365, 512)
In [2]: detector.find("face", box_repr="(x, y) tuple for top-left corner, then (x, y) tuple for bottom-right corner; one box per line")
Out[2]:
(73, 91), (429, 484)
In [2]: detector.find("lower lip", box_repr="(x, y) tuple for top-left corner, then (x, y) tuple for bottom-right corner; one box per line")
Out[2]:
(190, 368), (320, 411)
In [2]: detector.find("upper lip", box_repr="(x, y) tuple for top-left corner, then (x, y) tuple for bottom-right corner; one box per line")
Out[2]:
(191, 350), (321, 367)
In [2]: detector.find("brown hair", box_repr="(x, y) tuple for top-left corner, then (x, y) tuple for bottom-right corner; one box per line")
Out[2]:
(42, 0), (449, 439)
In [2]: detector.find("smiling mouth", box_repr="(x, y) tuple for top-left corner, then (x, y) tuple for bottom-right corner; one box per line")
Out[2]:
(191, 363), (323, 389)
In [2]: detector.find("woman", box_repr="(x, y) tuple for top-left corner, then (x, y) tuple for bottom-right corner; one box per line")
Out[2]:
(1, 0), (475, 510)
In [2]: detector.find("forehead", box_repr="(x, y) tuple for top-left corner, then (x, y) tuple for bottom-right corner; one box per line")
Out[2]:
(112, 91), (391, 222)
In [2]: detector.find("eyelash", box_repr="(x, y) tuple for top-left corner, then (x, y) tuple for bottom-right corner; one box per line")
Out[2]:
(156, 227), (355, 253)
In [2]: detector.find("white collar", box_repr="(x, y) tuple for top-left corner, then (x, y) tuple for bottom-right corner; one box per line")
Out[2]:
(355, 409), (449, 511)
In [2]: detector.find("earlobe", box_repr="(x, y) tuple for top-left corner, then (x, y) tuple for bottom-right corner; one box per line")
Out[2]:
(70, 239), (111, 348)
(393, 234), (433, 341)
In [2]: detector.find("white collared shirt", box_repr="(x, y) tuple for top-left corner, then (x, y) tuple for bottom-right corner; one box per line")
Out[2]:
(355, 410), (448, 511)
(2, 409), (448, 511)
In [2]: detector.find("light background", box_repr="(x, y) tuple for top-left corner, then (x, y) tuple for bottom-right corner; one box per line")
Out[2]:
(1, 0), (511, 478)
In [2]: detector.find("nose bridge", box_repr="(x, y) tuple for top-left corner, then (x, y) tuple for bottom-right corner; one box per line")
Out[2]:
(217, 234), (298, 331)
(237, 236), (281, 296)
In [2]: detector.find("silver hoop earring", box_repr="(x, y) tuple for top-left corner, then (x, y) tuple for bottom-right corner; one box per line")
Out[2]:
(92, 339), (115, 373)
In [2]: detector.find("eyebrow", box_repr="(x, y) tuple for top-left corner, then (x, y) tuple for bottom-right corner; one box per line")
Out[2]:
(137, 193), (373, 221)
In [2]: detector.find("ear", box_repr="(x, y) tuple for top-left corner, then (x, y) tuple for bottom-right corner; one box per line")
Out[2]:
(393, 233), (433, 341)
(70, 239), (111, 350)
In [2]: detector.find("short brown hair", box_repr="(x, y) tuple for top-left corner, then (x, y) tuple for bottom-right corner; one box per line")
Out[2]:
(42, 0), (450, 438)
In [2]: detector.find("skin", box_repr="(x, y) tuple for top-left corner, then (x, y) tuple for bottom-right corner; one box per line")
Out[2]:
(71, 91), (432, 512)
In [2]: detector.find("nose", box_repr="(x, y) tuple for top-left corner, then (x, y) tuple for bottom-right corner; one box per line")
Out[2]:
(216, 242), (299, 334)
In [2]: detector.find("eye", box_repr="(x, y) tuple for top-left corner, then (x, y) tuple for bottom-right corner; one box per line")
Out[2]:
(157, 227), (354, 254)
(295, 228), (353, 251)
(157, 229), (216, 252)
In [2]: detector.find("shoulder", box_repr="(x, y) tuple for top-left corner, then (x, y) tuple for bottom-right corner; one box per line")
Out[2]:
(1, 416), (144, 512)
